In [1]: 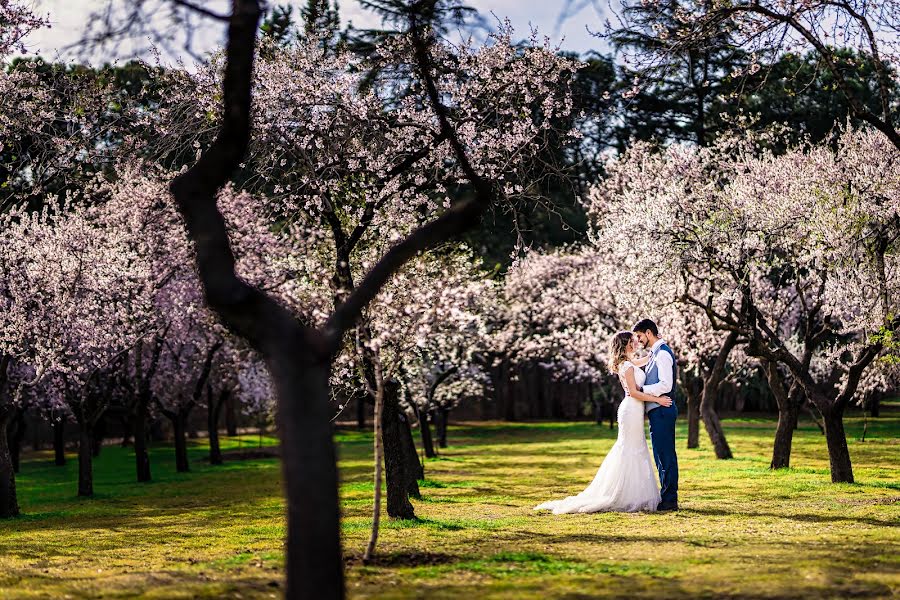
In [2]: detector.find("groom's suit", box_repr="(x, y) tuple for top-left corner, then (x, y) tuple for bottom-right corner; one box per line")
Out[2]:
(642, 340), (679, 507)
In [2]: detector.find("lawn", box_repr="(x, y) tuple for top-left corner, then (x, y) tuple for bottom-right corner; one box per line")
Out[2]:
(1, 404), (898, 599)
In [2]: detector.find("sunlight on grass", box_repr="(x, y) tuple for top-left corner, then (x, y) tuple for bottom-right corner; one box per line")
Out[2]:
(0, 406), (897, 599)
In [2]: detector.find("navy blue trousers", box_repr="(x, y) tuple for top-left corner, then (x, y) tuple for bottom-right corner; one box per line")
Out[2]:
(648, 404), (678, 506)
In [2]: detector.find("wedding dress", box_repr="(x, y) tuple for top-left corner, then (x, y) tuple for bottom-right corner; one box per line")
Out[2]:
(534, 361), (661, 513)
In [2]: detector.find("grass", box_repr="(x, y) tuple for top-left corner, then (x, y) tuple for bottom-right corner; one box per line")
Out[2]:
(1, 404), (898, 599)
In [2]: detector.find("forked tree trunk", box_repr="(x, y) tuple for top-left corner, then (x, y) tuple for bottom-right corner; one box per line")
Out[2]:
(52, 420), (66, 466)
(0, 410), (19, 518)
(381, 383), (415, 519)
(821, 404), (854, 483)
(701, 333), (737, 460)
(765, 361), (800, 470)
(133, 397), (152, 482)
(77, 425), (94, 497)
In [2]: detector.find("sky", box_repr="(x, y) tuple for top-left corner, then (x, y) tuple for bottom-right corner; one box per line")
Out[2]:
(24, 0), (616, 65)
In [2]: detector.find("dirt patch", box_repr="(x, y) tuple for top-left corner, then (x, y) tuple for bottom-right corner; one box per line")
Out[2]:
(344, 551), (459, 568)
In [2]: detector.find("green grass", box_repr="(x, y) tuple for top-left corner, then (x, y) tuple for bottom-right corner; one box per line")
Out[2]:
(1, 404), (898, 599)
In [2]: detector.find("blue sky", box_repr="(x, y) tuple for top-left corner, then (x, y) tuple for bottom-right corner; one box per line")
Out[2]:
(25, 0), (616, 65)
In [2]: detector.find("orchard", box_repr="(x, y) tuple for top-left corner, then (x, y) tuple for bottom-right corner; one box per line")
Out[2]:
(0, 1), (897, 599)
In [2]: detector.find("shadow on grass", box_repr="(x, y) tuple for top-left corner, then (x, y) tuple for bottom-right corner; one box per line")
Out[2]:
(686, 506), (897, 527)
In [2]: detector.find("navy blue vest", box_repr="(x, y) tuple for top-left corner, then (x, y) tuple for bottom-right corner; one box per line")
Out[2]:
(643, 342), (677, 413)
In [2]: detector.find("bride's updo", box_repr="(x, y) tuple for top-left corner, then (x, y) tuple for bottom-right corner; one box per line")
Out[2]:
(607, 331), (633, 374)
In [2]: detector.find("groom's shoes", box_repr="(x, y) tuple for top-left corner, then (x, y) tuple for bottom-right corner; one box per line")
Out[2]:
(657, 502), (679, 512)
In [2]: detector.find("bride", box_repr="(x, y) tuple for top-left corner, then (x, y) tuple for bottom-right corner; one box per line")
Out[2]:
(535, 331), (672, 514)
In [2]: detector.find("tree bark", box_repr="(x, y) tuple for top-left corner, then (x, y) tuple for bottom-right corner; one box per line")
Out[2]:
(700, 333), (737, 460)
(77, 425), (94, 497)
(416, 407), (436, 458)
(400, 412), (422, 496)
(133, 398), (152, 482)
(208, 387), (227, 466)
(0, 410), (19, 518)
(685, 378), (702, 450)
(91, 415), (105, 458)
(381, 383), (415, 519)
(764, 361), (800, 470)
(225, 389), (238, 436)
(8, 409), (25, 474)
(172, 414), (190, 473)
(356, 396), (367, 430)
(822, 404), (854, 483)
(52, 420), (66, 466)
(272, 358), (343, 598)
(436, 407), (449, 448)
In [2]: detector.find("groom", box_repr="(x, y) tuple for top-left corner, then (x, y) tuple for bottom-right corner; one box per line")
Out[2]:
(633, 318), (679, 511)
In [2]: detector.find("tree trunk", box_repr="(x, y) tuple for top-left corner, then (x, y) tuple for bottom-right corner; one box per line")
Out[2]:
(436, 407), (449, 448)
(134, 399), (152, 482)
(0, 412), (19, 518)
(416, 408), (436, 458)
(271, 358), (343, 598)
(208, 388), (227, 466)
(357, 396), (367, 430)
(77, 425), (94, 497)
(91, 415), (106, 458)
(771, 402), (799, 469)
(381, 384), (415, 519)
(765, 361), (799, 470)
(822, 405), (854, 483)
(686, 388), (700, 449)
(8, 410), (25, 474)
(700, 333), (737, 460)
(400, 412), (422, 496)
(364, 369), (384, 563)
(225, 390), (238, 437)
(172, 414), (190, 473)
(52, 420), (66, 466)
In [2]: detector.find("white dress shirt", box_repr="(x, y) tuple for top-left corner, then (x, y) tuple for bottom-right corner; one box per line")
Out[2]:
(643, 339), (674, 397)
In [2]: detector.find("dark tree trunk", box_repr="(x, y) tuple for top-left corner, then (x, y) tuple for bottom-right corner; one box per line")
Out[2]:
(381, 385), (415, 519)
(272, 359), (343, 597)
(225, 390), (238, 437)
(400, 412), (422, 496)
(77, 425), (94, 497)
(416, 407), (436, 458)
(771, 402), (799, 470)
(8, 410), (25, 473)
(0, 411), (19, 518)
(208, 388), (227, 466)
(701, 333), (737, 460)
(436, 407), (449, 448)
(686, 389), (700, 449)
(91, 415), (106, 458)
(133, 398), (152, 482)
(119, 415), (132, 447)
(822, 404), (854, 483)
(356, 396), (367, 430)
(172, 414), (190, 473)
(52, 420), (66, 466)
(765, 361), (800, 470)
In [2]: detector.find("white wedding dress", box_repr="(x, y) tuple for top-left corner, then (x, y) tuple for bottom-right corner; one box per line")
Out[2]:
(535, 361), (661, 513)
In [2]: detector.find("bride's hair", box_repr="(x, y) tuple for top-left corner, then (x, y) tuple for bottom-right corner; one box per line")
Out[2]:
(607, 331), (633, 374)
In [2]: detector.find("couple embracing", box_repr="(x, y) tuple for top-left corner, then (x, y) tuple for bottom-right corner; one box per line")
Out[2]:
(536, 319), (679, 514)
